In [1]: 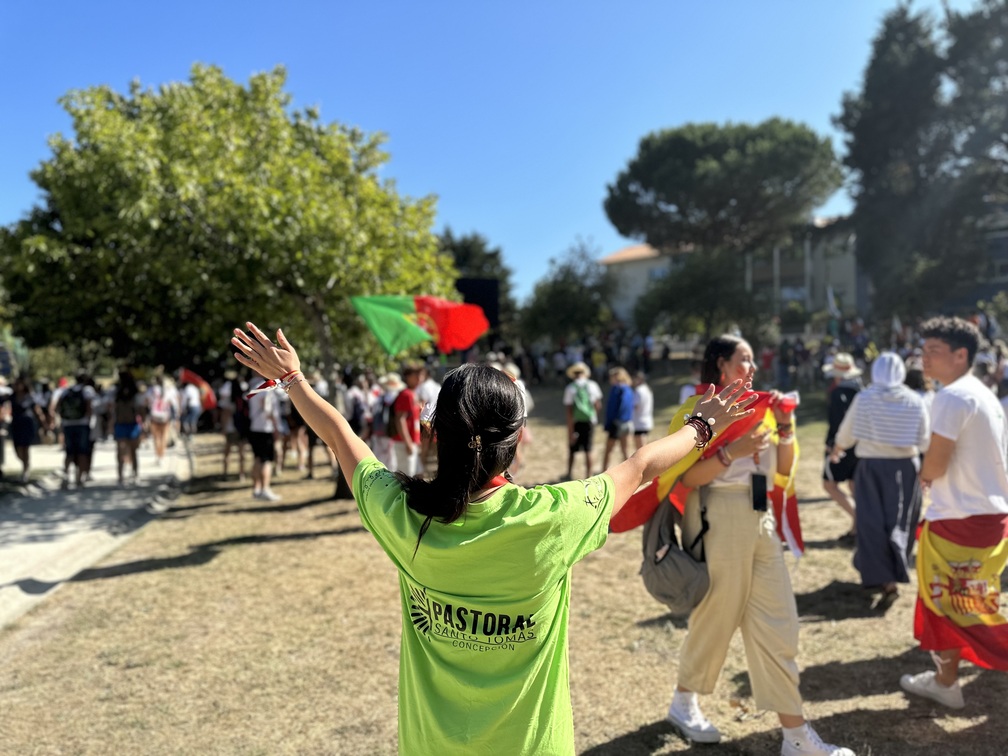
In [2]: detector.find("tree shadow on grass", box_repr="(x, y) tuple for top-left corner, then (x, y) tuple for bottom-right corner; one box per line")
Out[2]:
(65, 525), (367, 583)
(581, 694), (1008, 755)
(222, 494), (337, 516)
(580, 717), (780, 755)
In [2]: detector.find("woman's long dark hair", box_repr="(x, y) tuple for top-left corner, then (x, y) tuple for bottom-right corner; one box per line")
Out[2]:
(116, 369), (139, 402)
(700, 334), (745, 386)
(395, 363), (525, 555)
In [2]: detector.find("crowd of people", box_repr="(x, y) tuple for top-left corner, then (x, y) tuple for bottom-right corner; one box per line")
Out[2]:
(2, 312), (1006, 754)
(218, 313), (1006, 755)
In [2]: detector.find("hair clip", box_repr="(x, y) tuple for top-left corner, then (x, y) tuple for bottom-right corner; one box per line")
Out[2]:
(468, 435), (482, 453)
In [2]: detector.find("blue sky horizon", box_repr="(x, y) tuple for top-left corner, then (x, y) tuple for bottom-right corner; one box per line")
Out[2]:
(0, 1), (973, 302)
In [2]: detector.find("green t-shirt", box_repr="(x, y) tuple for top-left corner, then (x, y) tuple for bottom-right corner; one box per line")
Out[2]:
(352, 456), (614, 755)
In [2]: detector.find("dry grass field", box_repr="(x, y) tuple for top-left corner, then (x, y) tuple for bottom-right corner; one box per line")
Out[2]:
(1, 371), (1006, 755)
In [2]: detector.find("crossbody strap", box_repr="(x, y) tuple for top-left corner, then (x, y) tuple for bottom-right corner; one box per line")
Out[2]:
(686, 485), (710, 562)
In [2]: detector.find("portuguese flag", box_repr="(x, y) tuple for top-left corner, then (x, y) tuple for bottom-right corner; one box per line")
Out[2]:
(351, 295), (490, 356)
(609, 387), (804, 557)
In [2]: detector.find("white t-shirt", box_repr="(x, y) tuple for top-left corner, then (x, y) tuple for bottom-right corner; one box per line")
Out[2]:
(633, 383), (654, 432)
(926, 373), (1008, 521)
(249, 389), (282, 434)
(183, 383), (201, 413)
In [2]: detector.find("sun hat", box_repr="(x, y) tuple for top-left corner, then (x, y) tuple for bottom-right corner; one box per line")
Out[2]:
(378, 372), (406, 391)
(823, 352), (862, 379)
(565, 361), (590, 379)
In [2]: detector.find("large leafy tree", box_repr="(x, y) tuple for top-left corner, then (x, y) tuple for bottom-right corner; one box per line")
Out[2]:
(945, 0), (1008, 195)
(439, 228), (519, 340)
(0, 64), (457, 374)
(521, 240), (614, 344)
(836, 1), (1006, 318)
(604, 118), (841, 254)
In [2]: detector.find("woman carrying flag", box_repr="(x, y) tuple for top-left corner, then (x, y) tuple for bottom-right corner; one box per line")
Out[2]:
(614, 334), (852, 756)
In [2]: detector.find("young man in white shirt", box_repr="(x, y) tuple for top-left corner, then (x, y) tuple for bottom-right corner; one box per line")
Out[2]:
(900, 316), (1008, 709)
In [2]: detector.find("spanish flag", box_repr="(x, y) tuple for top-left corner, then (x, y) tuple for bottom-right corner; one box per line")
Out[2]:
(610, 388), (804, 557)
(179, 368), (218, 411)
(914, 514), (1008, 670)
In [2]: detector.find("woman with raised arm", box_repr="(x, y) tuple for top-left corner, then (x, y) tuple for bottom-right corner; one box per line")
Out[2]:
(662, 334), (854, 756)
(231, 321), (753, 756)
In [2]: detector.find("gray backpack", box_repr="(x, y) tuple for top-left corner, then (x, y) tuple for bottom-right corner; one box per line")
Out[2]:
(640, 489), (710, 616)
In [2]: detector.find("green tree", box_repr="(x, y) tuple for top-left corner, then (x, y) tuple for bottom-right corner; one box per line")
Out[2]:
(0, 64), (457, 375)
(945, 0), (1008, 196)
(439, 228), (519, 340)
(836, 2), (1004, 318)
(604, 119), (841, 254)
(521, 240), (614, 344)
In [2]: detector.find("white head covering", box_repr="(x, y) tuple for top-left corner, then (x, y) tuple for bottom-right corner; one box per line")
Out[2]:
(871, 351), (906, 388)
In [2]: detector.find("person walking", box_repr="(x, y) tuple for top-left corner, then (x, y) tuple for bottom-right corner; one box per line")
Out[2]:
(231, 320), (753, 755)
(601, 367), (635, 469)
(8, 376), (47, 482)
(664, 334), (854, 756)
(55, 372), (96, 489)
(112, 369), (144, 485)
(389, 364), (422, 477)
(632, 371), (654, 451)
(900, 316), (1008, 710)
(822, 353), (862, 543)
(217, 371), (249, 482)
(832, 352), (930, 608)
(247, 374), (283, 501)
(563, 361), (603, 480)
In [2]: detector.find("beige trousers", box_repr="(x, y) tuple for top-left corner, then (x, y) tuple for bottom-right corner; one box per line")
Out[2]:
(678, 485), (803, 716)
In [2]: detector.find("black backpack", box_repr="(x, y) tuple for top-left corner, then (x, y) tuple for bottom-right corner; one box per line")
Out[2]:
(640, 489), (710, 617)
(58, 386), (87, 422)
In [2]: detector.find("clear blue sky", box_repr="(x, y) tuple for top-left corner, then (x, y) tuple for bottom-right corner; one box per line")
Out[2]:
(0, 1), (966, 301)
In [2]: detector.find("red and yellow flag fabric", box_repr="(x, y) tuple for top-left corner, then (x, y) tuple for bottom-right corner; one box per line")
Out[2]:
(179, 368), (217, 411)
(609, 387), (804, 556)
(914, 514), (1008, 670)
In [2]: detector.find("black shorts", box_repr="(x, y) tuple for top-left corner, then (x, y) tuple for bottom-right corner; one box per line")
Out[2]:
(570, 421), (594, 453)
(248, 431), (276, 462)
(823, 449), (858, 483)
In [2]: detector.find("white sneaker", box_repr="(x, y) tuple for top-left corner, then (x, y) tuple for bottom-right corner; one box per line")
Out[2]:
(666, 692), (721, 744)
(781, 723), (855, 755)
(257, 488), (281, 502)
(900, 670), (965, 709)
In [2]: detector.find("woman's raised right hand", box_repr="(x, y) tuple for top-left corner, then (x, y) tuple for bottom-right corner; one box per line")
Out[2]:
(692, 367), (758, 433)
(231, 322), (301, 380)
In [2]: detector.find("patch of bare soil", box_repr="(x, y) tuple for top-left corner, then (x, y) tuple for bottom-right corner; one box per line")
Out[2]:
(1, 373), (1005, 755)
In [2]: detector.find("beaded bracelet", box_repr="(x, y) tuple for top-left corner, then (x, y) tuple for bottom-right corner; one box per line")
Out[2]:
(684, 413), (714, 449)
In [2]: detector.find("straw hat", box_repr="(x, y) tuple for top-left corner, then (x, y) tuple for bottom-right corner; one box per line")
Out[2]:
(378, 372), (406, 391)
(823, 353), (862, 379)
(565, 361), (590, 379)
